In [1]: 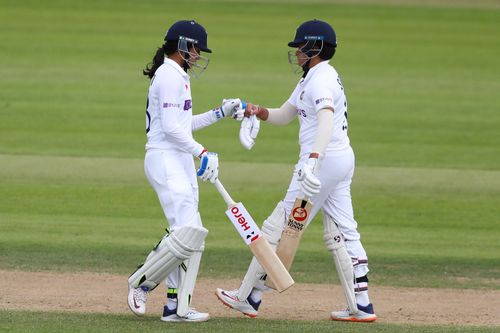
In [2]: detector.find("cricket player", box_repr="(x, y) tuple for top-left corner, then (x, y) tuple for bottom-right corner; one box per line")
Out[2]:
(216, 19), (377, 322)
(126, 20), (244, 323)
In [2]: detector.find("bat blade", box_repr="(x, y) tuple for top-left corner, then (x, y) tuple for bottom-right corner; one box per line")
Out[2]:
(225, 202), (294, 292)
(265, 197), (312, 289)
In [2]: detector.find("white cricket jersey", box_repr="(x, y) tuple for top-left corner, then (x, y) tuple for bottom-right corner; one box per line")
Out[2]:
(145, 57), (204, 157)
(287, 60), (350, 157)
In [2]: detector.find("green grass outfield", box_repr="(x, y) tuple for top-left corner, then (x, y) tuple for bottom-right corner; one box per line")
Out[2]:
(2, 311), (498, 333)
(1, 0), (499, 332)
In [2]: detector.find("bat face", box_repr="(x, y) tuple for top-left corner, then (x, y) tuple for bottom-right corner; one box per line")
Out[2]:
(265, 197), (312, 289)
(225, 203), (261, 245)
(227, 203), (295, 293)
(213, 179), (294, 292)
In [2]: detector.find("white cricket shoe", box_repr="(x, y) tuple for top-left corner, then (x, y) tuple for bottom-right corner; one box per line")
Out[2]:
(330, 303), (377, 322)
(215, 288), (261, 318)
(127, 285), (149, 316)
(160, 305), (210, 322)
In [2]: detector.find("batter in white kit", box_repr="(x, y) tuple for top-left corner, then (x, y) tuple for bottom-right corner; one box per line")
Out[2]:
(126, 19), (245, 323)
(216, 19), (377, 323)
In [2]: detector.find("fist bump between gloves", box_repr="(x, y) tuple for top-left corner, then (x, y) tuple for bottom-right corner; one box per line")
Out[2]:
(221, 98), (245, 121)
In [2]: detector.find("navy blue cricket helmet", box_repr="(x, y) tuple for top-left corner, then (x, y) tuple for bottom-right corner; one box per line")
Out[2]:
(288, 19), (337, 48)
(165, 20), (212, 53)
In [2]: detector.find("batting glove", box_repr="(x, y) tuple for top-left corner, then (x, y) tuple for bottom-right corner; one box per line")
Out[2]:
(196, 151), (219, 183)
(297, 158), (321, 198)
(239, 115), (260, 150)
(221, 98), (245, 121)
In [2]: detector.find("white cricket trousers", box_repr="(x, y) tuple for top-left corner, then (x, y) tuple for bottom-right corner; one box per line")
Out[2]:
(284, 146), (369, 278)
(144, 149), (203, 290)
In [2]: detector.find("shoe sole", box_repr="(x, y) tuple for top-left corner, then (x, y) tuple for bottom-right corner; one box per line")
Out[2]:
(160, 316), (210, 323)
(331, 315), (377, 323)
(214, 291), (257, 318)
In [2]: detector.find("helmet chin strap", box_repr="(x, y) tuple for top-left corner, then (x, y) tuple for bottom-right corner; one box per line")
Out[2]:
(301, 59), (311, 78)
(178, 50), (190, 72)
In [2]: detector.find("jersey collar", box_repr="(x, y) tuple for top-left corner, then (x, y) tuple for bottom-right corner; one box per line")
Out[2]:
(302, 60), (329, 83)
(164, 57), (189, 79)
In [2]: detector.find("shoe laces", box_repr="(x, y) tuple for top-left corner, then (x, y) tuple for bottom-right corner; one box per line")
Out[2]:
(186, 307), (198, 314)
(134, 288), (148, 303)
(182, 308), (203, 317)
(225, 289), (239, 298)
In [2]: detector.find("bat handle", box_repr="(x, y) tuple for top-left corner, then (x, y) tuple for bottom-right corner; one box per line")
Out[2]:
(298, 192), (310, 202)
(213, 178), (236, 207)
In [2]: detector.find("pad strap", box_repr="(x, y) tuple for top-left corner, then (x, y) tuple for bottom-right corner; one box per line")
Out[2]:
(167, 288), (178, 299)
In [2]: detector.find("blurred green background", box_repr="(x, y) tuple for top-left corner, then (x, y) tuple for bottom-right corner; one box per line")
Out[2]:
(1, 0), (499, 331)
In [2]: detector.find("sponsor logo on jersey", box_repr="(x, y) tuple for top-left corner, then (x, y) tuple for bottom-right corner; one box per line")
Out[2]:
(183, 99), (192, 111)
(315, 97), (333, 105)
(163, 102), (181, 108)
(300, 90), (305, 100)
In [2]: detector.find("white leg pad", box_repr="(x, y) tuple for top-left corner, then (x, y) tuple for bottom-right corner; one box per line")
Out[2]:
(323, 215), (358, 314)
(128, 225), (208, 291)
(177, 242), (204, 317)
(237, 201), (286, 301)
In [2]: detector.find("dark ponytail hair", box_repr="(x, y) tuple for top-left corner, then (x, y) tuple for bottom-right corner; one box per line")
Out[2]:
(319, 43), (336, 60)
(143, 41), (179, 79)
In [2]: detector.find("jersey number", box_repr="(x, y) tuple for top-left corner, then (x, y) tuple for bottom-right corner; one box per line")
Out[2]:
(145, 98), (151, 133)
(342, 101), (348, 131)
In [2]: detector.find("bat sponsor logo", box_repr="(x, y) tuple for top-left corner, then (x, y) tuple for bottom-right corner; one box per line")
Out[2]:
(226, 203), (261, 245)
(229, 206), (259, 242)
(287, 219), (305, 232)
(291, 207), (308, 222)
(231, 206), (252, 231)
(246, 231), (259, 242)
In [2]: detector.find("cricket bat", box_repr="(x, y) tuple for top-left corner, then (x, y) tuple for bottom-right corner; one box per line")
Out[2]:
(265, 196), (312, 289)
(213, 178), (294, 293)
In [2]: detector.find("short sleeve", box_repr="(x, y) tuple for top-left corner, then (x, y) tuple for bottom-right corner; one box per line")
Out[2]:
(309, 81), (335, 113)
